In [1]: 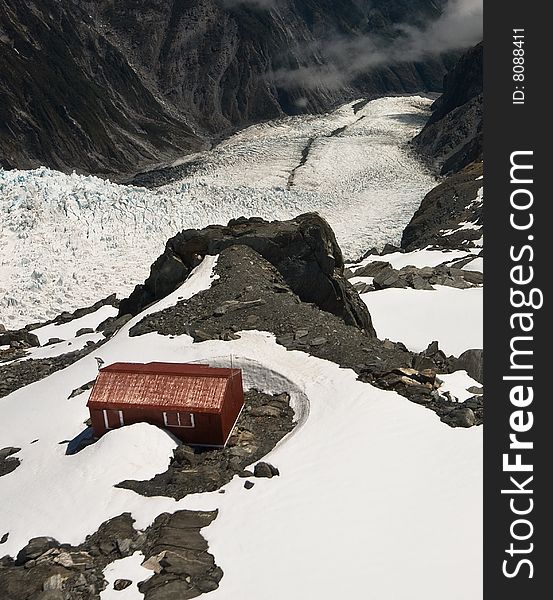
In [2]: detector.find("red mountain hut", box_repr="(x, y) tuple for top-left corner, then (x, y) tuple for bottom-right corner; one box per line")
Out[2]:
(87, 362), (244, 447)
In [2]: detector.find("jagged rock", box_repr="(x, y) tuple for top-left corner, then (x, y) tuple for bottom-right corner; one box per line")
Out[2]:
(75, 328), (94, 337)
(352, 261), (392, 278)
(99, 314), (133, 337)
(467, 386), (483, 395)
(244, 481), (255, 490)
(114, 579), (133, 591)
(373, 266), (407, 290)
(380, 244), (401, 256)
(413, 43), (483, 175)
(411, 275), (434, 290)
(119, 214), (375, 335)
(401, 162), (483, 251)
(454, 349), (484, 384)
(441, 407), (476, 428)
(254, 463), (279, 478)
(16, 537), (60, 565)
(0, 329), (40, 348)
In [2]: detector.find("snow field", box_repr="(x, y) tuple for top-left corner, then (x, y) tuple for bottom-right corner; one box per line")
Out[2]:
(361, 285), (483, 356)
(0, 256), (483, 599)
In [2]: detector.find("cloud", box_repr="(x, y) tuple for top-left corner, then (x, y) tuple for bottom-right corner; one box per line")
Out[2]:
(273, 0), (483, 90)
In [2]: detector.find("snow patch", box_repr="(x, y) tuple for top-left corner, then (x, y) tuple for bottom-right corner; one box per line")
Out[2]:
(361, 285), (483, 355)
(100, 552), (152, 600)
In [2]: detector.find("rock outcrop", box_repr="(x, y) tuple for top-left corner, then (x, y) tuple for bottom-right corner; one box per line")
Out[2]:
(119, 213), (375, 334)
(412, 42), (483, 175)
(401, 161), (483, 251)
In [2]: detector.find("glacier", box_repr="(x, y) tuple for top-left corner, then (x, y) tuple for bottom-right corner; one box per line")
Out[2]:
(0, 96), (436, 329)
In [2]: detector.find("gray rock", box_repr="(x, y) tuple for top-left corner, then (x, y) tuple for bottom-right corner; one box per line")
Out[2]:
(238, 470), (254, 478)
(424, 341), (440, 357)
(100, 314), (133, 337)
(373, 266), (406, 290)
(455, 349), (483, 384)
(114, 579), (133, 591)
(0, 446), (20, 461)
(244, 481), (255, 490)
(467, 386), (483, 395)
(441, 407), (477, 428)
(118, 214), (376, 335)
(460, 270), (483, 285)
(411, 275), (434, 290)
(310, 337), (327, 347)
(46, 338), (64, 346)
(16, 537), (59, 565)
(75, 328), (94, 337)
(352, 261), (392, 278)
(43, 574), (66, 591)
(254, 462), (279, 478)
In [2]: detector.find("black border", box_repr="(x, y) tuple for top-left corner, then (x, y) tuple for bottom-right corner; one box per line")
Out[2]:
(485, 3), (549, 597)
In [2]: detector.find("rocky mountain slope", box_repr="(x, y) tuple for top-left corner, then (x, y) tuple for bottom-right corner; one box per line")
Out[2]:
(412, 41), (483, 175)
(0, 0), (457, 177)
(405, 41), (483, 251)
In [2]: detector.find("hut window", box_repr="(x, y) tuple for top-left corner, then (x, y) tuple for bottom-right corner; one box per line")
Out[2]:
(103, 409), (124, 430)
(163, 412), (195, 428)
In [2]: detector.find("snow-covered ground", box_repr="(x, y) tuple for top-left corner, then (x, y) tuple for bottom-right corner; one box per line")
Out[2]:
(0, 255), (482, 599)
(361, 285), (483, 355)
(0, 96), (436, 328)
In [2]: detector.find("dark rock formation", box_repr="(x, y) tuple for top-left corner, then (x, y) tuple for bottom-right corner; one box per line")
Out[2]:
(0, 447), (21, 478)
(350, 260), (483, 292)
(2, 0), (458, 177)
(0, 340), (105, 399)
(119, 213), (375, 334)
(413, 42), (483, 175)
(401, 161), (483, 251)
(0, 511), (221, 600)
(117, 389), (293, 500)
(453, 348), (483, 385)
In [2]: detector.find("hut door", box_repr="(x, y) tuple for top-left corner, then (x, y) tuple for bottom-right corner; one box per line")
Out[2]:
(103, 409), (124, 430)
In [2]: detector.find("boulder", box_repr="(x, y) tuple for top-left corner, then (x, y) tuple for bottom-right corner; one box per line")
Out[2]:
(114, 579), (133, 591)
(254, 462), (279, 478)
(455, 349), (483, 384)
(16, 537), (59, 565)
(75, 328), (94, 337)
(352, 261), (391, 278)
(373, 266), (407, 290)
(441, 407), (477, 428)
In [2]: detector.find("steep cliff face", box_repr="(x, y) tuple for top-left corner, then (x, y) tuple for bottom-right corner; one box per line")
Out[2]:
(1, 0), (454, 177)
(412, 42), (483, 175)
(0, 0), (206, 176)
